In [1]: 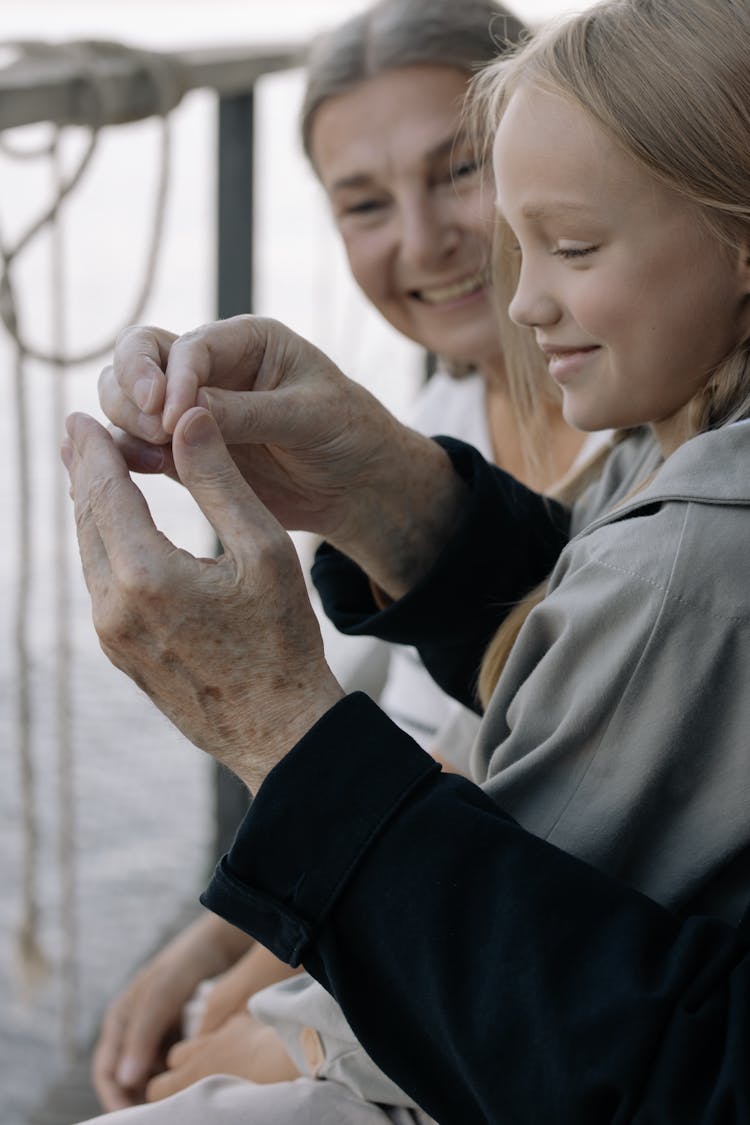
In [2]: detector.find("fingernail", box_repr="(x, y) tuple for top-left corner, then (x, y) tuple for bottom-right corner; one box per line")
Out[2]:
(182, 410), (214, 448)
(135, 378), (155, 412)
(139, 446), (165, 471)
(116, 1056), (142, 1087)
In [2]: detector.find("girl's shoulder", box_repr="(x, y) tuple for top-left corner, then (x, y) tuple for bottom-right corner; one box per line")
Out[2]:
(578, 421), (750, 537)
(569, 428), (662, 535)
(561, 423), (750, 619)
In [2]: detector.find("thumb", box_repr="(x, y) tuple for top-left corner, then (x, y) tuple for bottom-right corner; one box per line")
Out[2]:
(172, 406), (281, 548)
(196, 385), (308, 447)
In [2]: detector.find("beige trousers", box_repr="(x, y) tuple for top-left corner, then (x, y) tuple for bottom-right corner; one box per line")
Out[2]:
(77, 1074), (432, 1125)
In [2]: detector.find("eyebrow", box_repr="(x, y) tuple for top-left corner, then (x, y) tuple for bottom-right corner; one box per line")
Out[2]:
(329, 134), (466, 194)
(494, 200), (598, 220)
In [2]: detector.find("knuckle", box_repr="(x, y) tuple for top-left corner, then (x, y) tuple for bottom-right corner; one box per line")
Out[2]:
(114, 324), (139, 349)
(85, 472), (119, 513)
(258, 529), (298, 576)
(173, 325), (209, 352)
(117, 559), (160, 601)
(164, 1041), (183, 1068)
(90, 570), (158, 650)
(115, 323), (156, 348)
(97, 364), (113, 394)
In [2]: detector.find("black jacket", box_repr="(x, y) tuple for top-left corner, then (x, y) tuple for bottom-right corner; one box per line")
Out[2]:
(202, 440), (750, 1124)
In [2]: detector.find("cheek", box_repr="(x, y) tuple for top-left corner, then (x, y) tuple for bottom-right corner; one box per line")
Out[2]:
(340, 230), (392, 308)
(648, 264), (737, 359)
(458, 186), (495, 244)
(568, 277), (636, 343)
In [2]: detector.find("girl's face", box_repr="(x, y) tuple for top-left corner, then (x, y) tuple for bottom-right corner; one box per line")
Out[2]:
(493, 84), (750, 453)
(310, 65), (501, 372)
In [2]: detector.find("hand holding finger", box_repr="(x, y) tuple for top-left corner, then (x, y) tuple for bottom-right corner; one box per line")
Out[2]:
(108, 426), (174, 478)
(99, 364), (172, 447)
(161, 315), (270, 434)
(112, 324), (175, 412)
(99, 325), (177, 441)
(65, 404), (343, 791)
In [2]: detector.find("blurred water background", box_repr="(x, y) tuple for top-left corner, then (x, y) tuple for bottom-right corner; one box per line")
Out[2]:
(0, 2), (588, 1121)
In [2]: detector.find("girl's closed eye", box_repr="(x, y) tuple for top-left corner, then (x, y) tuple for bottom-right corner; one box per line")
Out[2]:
(553, 242), (599, 260)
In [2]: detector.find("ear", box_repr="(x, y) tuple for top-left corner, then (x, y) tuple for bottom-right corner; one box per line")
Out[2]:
(738, 241), (750, 292)
(734, 242), (750, 338)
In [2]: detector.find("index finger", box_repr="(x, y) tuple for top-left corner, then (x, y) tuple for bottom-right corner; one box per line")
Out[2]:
(111, 324), (177, 417)
(161, 315), (267, 435)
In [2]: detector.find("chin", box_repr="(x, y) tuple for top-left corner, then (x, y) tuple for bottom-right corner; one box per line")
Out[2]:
(562, 403), (614, 433)
(418, 321), (496, 364)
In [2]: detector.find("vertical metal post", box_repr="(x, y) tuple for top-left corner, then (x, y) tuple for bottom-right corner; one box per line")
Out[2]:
(217, 90), (255, 317)
(212, 90), (255, 863)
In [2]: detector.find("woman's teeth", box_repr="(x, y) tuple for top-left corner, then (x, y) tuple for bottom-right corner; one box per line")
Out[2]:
(418, 272), (484, 304)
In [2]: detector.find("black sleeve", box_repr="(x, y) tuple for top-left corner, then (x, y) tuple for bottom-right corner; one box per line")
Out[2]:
(202, 693), (750, 1125)
(311, 437), (570, 712)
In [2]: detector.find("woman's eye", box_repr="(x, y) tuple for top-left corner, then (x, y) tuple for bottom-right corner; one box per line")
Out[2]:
(345, 199), (384, 216)
(452, 158), (479, 180)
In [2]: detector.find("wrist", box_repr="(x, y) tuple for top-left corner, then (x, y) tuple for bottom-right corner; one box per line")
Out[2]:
(172, 915), (245, 980)
(331, 434), (468, 600)
(227, 676), (346, 794)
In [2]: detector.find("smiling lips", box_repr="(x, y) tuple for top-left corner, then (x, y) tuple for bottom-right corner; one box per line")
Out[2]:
(414, 269), (486, 306)
(540, 343), (601, 383)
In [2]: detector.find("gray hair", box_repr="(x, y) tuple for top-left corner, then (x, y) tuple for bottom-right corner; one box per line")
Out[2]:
(300, 0), (527, 165)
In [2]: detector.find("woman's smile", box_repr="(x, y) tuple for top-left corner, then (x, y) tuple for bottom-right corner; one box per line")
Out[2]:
(412, 268), (488, 307)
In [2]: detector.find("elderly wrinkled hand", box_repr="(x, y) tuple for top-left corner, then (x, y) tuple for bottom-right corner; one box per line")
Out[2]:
(98, 315), (466, 599)
(99, 316), (406, 545)
(61, 406), (344, 791)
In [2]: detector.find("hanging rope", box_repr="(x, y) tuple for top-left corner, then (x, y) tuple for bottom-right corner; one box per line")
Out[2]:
(50, 130), (78, 1060)
(0, 40), (179, 365)
(11, 296), (48, 997)
(1, 38), (178, 1056)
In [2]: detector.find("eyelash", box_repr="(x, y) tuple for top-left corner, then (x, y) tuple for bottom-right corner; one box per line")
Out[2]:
(344, 200), (384, 216)
(553, 245), (599, 259)
(452, 158), (479, 180)
(342, 162), (479, 216)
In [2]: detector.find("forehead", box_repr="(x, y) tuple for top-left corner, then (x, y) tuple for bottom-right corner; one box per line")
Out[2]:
(310, 64), (470, 189)
(492, 83), (651, 221)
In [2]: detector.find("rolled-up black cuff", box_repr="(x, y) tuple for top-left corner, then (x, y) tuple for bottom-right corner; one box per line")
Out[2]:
(201, 692), (440, 964)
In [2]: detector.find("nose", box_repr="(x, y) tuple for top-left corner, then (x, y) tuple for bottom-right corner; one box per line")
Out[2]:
(508, 257), (561, 328)
(399, 194), (459, 272)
